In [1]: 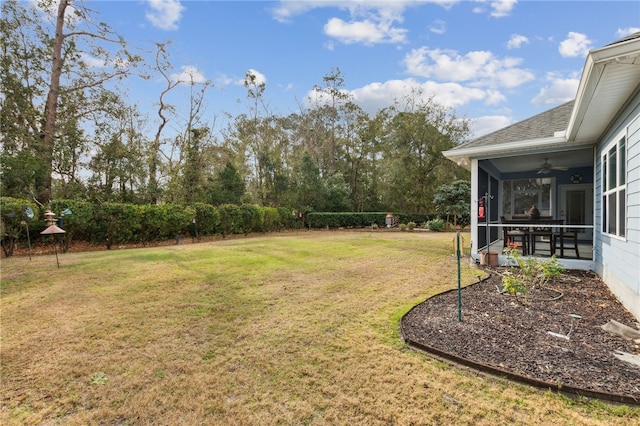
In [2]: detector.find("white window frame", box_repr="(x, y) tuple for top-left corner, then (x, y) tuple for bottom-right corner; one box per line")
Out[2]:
(601, 131), (627, 239)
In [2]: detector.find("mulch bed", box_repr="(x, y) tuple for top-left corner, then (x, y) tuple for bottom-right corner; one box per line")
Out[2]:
(401, 269), (640, 404)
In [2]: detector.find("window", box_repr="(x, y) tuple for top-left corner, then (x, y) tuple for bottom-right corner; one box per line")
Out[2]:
(501, 178), (552, 218)
(602, 134), (626, 237)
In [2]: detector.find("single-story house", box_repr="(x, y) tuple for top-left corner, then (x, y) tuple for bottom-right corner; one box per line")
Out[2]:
(443, 32), (640, 320)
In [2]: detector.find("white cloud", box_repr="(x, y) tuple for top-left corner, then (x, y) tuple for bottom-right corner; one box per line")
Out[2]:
(271, 1), (459, 23)
(616, 27), (640, 38)
(429, 19), (446, 35)
(213, 73), (234, 87)
(469, 115), (513, 138)
(558, 32), (592, 58)
(471, 0), (517, 18)
(403, 47), (534, 89)
(79, 53), (107, 68)
(146, 0), (184, 31)
(270, 1), (318, 23)
(506, 34), (529, 49)
(78, 53), (131, 71)
(531, 74), (579, 106)
(323, 17), (407, 45)
(306, 78), (492, 115)
(170, 65), (207, 84)
(490, 0), (517, 18)
(272, 1), (458, 45)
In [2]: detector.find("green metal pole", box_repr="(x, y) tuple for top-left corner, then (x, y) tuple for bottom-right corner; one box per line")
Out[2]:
(457, 231), (462, 322)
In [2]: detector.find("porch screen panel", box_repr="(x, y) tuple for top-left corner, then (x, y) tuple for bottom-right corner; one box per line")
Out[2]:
(490, 176), (499, 242)
(502, 179), (552, 217)
(477, 168), (489, 250)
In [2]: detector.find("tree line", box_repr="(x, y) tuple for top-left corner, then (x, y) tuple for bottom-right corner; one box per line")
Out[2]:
(1, 0), (470, 216)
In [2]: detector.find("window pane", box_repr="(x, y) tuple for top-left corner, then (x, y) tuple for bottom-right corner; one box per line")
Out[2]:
(539, 182), (551, 216)
(619, 189), (626, 237)
(501, 181), (512, 217)
(608, 146), (617, 190)
(504, 178), (552, 218)
(619, 137), (626, 185)
(608, 193), (617, 235)
(602, 196), (607, 233)
(514, 192), (538, 215)
(602, 156), (607, 191)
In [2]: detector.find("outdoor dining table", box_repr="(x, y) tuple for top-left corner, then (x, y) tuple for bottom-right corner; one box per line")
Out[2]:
(501, 217), (565, 256)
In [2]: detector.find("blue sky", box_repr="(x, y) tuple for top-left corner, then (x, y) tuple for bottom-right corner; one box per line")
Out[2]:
(86, 0), (640, 139)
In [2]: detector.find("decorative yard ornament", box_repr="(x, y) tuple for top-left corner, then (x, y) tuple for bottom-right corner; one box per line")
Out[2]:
(22, 206), (35, 221)
(43, 210), (57, 227)
(21, 206), (35, 261)
(41, 218), (66, 268)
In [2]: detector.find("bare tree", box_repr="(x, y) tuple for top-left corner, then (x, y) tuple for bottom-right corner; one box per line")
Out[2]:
(36, 0), (141, 204)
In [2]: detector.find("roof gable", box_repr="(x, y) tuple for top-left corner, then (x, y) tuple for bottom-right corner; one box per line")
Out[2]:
(453, 100), (575, 151)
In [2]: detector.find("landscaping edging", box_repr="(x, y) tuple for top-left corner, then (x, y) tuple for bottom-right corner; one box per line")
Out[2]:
(400, 274), (640, 406)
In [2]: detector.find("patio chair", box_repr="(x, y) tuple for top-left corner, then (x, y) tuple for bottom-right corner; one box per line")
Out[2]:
(501, 216), (528, 255)
(529, 220), (559, 256)
(553, 228), (580, 259)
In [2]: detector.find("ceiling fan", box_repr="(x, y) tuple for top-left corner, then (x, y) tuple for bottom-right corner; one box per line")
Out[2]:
(536, 158), (568, 174)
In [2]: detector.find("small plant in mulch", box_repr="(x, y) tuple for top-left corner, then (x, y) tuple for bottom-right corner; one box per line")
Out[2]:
(500, 242), (564, 304)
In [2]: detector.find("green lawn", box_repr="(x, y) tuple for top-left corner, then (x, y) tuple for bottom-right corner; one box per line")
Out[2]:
(1, 231), (637, 425)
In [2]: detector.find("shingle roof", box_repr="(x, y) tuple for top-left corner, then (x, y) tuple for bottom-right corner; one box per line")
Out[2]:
(450, 100), (575, 152)
(605, 31), (640, 46)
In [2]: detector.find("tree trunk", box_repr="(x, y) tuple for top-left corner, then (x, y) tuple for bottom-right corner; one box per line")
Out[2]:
(39, 0), (68, 205)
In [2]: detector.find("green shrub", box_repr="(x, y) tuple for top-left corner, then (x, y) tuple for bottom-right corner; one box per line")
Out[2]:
(278, 207), (300, 230)
(217, 204), (242, 237)
(262, 207), (281, 232)
(306, 212), (392, 229)
(501, 246), (564, 303)
(239, 204), (263, 234)
(427, 218), (445, 232)
(139, 204), (164, 246)
(50, 199), (95, 252)
(394, 213), (433, 226)
(98, 203), (142, 249)
(191, 202), (219, 240)
(0, 197), (39, 257)
(161, 204), (195, 242)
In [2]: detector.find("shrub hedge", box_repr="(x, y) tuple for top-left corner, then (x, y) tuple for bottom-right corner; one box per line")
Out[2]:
(306, 212), (434, 229)
(1, 197), (439, 255)
(1, 198), (305, 253)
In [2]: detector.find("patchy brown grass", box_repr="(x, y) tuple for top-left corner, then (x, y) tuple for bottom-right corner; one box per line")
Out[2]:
(1, 231), (638, 425)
